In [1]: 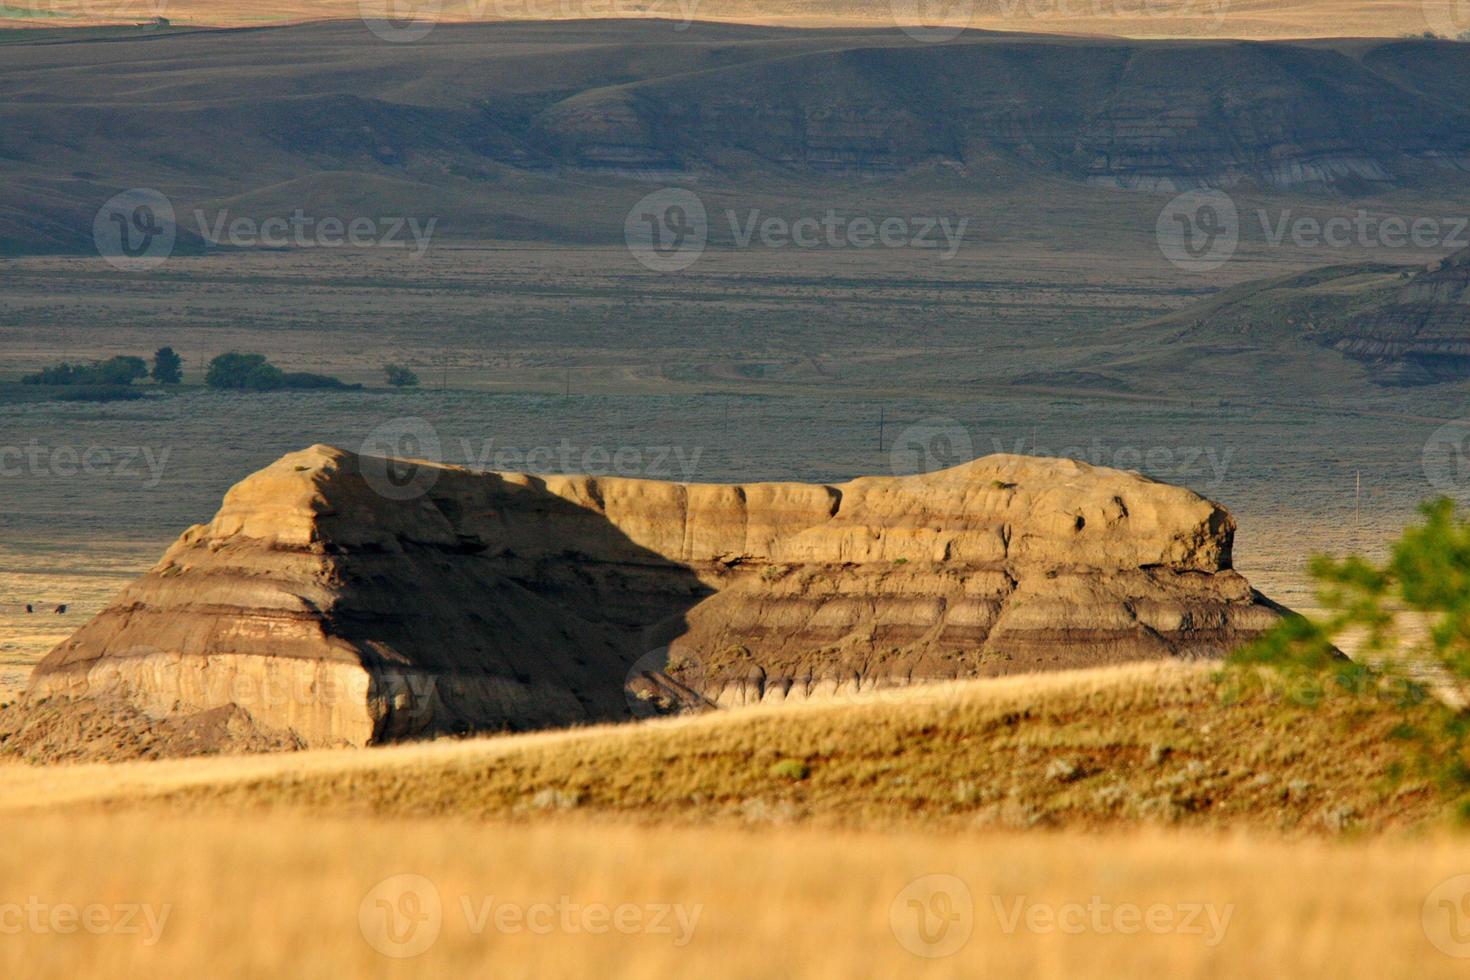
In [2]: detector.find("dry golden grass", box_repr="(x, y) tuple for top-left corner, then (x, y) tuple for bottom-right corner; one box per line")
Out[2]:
(2, 663), (1468, 977)
(0, 662), (1450, 833)
(3, 809), (1470, 978)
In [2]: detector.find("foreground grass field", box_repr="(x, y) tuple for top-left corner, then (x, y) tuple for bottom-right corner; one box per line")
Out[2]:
(0, 663), (1452, 832)
(3, 810), (1470, 978)
(3, 663), (1468, 976)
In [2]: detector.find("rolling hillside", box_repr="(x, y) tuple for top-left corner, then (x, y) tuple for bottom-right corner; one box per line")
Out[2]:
(3, 22), (1470, 254)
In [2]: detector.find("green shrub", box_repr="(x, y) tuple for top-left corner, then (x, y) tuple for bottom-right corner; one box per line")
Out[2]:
(384, 363), (419, 387)
(1225, 498), (1470, 802)
(768, 759), (810, 781)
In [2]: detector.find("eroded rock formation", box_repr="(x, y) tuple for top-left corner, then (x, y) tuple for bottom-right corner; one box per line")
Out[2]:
(24, 447), (1284, 751)
(1329, 247), (1470, 385)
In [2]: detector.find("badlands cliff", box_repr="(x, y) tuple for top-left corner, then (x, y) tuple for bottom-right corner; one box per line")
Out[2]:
(22, 447), (1284, 753)
(1329, 247), (1470, 385)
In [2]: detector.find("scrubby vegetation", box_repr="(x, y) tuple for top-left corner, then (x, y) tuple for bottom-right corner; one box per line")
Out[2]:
(22, 355), (146, 386)
(136, 664), (1443, 833)
(383, 362), (419, 387)
(1226, 498), (1470, 816)
(204, 352), (360, 391)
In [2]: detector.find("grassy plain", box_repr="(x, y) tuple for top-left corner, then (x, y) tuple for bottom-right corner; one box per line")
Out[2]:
(1, 662), (1468, 977)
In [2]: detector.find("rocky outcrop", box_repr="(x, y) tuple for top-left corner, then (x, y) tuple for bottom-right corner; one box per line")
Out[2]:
(24, 447), (1284, 752)
(1328, 248), (1470, 385)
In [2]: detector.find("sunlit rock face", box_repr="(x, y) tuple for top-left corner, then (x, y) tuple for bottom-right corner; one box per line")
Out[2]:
(28, 446), (1284, 749)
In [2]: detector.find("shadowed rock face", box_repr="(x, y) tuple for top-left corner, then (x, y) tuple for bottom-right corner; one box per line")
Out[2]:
(27, 447), (1284, 750)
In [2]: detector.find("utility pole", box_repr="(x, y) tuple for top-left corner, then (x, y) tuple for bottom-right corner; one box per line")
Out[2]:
(1355, 470), (1362, 539)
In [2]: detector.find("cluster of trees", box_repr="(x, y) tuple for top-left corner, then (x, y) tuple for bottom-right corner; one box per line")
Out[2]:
(22, 348), (182, 387)
(21, 348), (422, 392)
(204, 353), (361, 392)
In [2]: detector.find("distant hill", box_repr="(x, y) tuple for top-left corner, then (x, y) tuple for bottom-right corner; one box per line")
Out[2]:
(1119, 249), (1470, 386)
(2, 0), (1462, 41)
(2, 22), (1470, 255)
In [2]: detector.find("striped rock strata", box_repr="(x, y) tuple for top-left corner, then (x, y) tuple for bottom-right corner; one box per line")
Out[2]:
(26, 446), (1285, 749)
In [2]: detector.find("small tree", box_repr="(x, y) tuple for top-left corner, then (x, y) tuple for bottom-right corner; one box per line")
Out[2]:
(384, 363), (420, 388)
(1228, 499), (1470, 807)
(152, 347), (183, 384)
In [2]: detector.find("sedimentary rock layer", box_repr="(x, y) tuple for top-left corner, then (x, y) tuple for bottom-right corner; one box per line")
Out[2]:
(1331, 247), (1470, 385)
(27, 447), (1284, 749)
